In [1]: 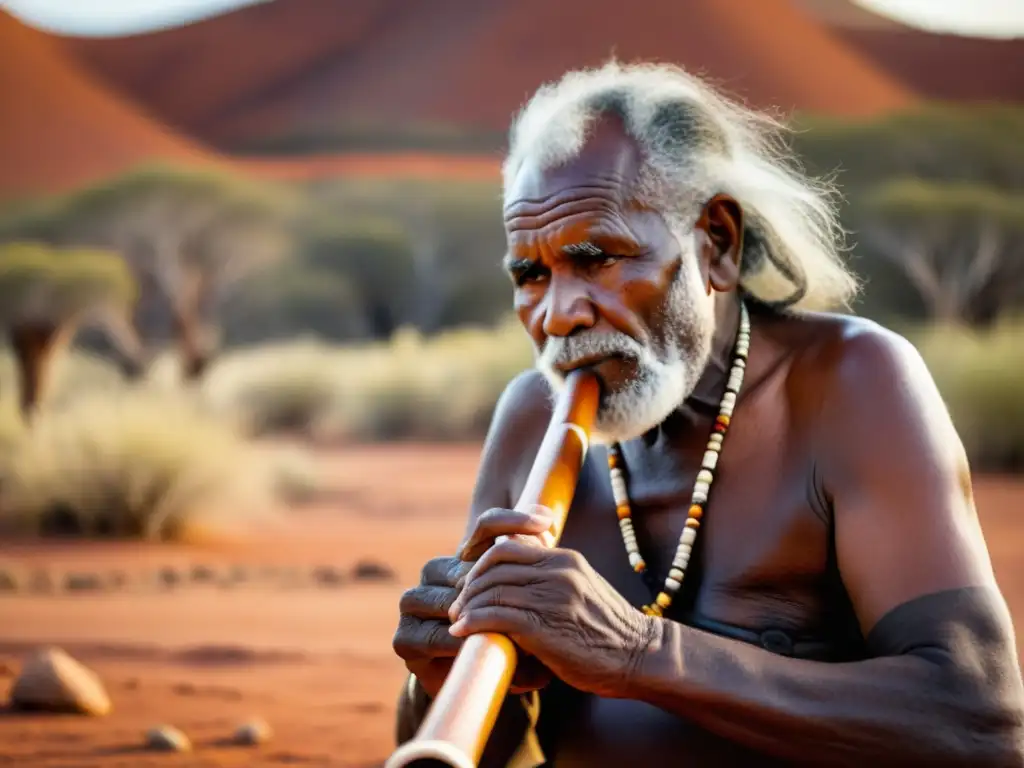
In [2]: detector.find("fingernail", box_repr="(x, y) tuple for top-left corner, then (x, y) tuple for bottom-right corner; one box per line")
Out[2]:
(528, 510), (554, 526)
(449, 618), (466, 636)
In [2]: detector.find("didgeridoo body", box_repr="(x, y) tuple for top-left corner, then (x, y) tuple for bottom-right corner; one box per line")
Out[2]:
(385, 369), (601, 768)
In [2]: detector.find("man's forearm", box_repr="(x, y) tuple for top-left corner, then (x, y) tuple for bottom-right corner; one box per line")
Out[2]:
(624, 588), (1024, 767)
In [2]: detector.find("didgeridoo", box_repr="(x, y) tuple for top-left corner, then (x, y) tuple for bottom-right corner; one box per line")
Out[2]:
(385, 368), (601, 768)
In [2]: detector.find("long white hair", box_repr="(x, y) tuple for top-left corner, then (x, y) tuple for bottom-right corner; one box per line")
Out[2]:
(502, 60), (860, 312)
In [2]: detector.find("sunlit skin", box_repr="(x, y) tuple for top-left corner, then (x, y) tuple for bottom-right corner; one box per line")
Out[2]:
(392, 116), (1024, 766)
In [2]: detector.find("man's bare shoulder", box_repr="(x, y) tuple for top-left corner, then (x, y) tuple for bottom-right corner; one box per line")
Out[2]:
(777, 309), (968, 488)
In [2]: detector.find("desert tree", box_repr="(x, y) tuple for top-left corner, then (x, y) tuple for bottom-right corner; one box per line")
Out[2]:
(5, 165), (299, 380)
(854, 179), (1024, 326)
(0, 242), (136, 418)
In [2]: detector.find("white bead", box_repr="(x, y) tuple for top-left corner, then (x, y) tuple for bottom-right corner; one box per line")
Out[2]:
(692, 490), (707, 504)
(628, 552), (643, 568)
(681, 527), (697, 546)
(710, 433), (724, 446)
(721, 404), (734, 417)
(694, 480), (710, 496)
(702, 450), (718, 470)
(668, 568), (685, 581)
(665, 578), (682, 592)
(696, 469), (713, 485)
(611, 475), (628, 504)
(722, 392), (737, 408)
(673, 554), (690, 570)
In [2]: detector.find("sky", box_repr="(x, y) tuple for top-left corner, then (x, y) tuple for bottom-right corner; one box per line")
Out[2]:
(1, 0), (1024, 39)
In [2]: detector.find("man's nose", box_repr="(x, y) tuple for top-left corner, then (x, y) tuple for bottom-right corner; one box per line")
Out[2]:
(541, 276), (596, 338)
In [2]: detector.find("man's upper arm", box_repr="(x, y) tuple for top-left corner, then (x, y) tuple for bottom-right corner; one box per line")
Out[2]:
(462, 369), (555, 542)
(818, 321), (1002, 638)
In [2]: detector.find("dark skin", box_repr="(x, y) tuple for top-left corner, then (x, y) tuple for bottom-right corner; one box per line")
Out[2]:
(392, 118), (1024, 766)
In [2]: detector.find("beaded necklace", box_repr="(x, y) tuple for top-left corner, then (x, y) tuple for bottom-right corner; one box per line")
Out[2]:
(606, 301), (750, 617)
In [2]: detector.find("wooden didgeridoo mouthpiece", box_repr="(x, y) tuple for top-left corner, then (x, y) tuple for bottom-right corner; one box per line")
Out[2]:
(385, 369), (601, 768)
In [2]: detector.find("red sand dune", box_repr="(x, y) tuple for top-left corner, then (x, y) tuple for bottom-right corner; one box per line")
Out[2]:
(1, 443), (1023, 767)
(836, 28), (1024, 104)
(0, 11), (216, 204)
(63, 0), (916, 150)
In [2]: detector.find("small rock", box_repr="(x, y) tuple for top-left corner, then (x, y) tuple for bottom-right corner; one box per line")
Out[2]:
(27, 569), (54, 594)
(64, 573), (105, 592)
(233, 718), (272, 746)
(0, 570), (19, 591)
(352, 560), (395, 582)
(312, 566), (345, 587)
(190, 564), (216, 583)
(158, 567), (181, 589)
(146, 725), (191, 752)
(9, 647), (112, 715)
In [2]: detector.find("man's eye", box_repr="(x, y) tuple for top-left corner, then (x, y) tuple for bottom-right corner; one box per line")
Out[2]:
(515, 265), (547, 286)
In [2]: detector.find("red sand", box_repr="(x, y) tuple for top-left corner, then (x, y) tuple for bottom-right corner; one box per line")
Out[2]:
(1, 443), (1023, 767)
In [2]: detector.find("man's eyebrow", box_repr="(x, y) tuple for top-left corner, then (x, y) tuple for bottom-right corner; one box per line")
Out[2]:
(562, 241), (604, 257)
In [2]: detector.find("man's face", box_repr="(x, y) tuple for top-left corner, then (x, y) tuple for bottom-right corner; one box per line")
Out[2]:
(502, 122), (718, 444)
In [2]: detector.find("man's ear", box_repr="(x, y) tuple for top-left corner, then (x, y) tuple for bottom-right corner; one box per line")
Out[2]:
(695, 193), (744, 293)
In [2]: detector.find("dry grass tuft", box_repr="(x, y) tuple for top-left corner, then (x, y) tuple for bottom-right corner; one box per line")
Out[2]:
(0, 387), (277, 541)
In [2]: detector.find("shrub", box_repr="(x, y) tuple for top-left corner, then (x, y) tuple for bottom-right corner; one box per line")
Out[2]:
(907, 319), (1024, 473)
(0, 388), (277, 541)
(203, 316), (534, 442)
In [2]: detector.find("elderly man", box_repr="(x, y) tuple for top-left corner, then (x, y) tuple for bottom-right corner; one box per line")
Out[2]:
(391, 61), (1024, 767)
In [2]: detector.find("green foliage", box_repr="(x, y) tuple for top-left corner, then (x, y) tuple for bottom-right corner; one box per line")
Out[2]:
(230, 120), (504, 155)
(861, 180), (1024, 226)
(907, 319), (1024, 473)
(791, 103), (1024, 192)
(0, 241), (136, 325)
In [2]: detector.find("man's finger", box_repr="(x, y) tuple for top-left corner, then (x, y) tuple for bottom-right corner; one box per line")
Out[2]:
(400, 585), (459, 619)
(460, 537), (548, 593)
(421, 556), (471, 587)
(459, 506), (555, 562)
(393, 616), (465, 660)
(449, 565), (545, 621)
(453, 583), (540, 620)
(448, 605), (528, 639)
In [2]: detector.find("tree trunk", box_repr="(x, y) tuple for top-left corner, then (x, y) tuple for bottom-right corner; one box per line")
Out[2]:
(9, 321), (70, 420)
(172, 308), (214, 381)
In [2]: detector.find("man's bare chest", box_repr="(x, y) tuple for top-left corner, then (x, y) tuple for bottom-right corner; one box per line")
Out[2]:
(557, 439), (835, 645)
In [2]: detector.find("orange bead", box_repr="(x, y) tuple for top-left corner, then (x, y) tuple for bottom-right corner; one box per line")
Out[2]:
(688, 504), (703, 519)
(655, 592), (672, 609)
(685, 518), (701, 529)
(617, 505), (632, 520)
(716, 414), (731, 428)
(633, 559), (647, 573)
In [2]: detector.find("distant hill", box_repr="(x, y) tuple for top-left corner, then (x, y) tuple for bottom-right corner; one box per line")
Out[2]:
(3, 0), (1021, 203)
(61, 0), (915, 152)
(0, 11), (215, 204)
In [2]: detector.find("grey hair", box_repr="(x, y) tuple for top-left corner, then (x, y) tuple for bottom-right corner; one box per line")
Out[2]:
(502, 60), (860, 312)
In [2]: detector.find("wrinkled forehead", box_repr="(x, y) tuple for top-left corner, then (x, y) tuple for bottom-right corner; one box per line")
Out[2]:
(502, 116), (645, 217)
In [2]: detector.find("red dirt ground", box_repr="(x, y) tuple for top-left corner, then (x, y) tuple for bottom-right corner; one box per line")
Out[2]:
(1, 443), (1023, 767)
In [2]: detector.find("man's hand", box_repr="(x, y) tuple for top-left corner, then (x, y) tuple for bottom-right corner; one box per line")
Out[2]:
(392, 506), (558, 698)
(448, 507), (655, 699)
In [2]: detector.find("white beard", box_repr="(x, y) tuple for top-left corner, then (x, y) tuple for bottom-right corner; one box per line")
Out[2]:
(535, 241), (716, 445)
